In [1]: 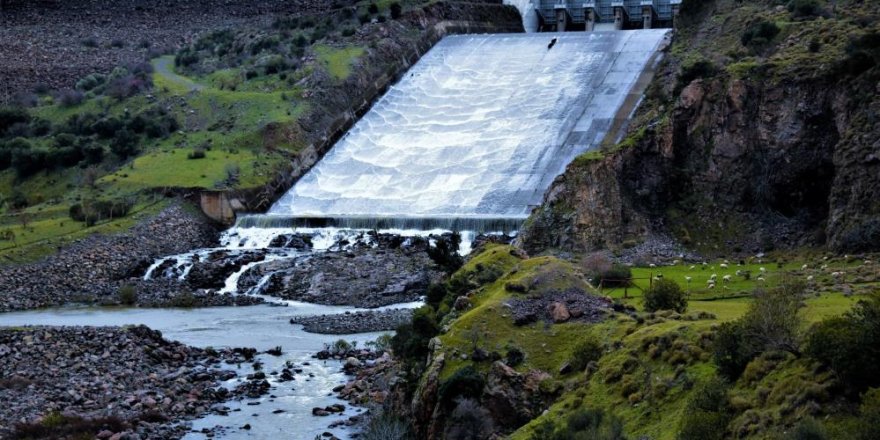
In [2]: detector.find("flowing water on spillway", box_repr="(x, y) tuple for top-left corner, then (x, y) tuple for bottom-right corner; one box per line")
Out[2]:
(0, 30), (670, 439)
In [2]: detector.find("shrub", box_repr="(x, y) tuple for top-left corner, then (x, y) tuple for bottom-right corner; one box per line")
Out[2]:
(506, 346), (525, 367)
(787, 0), (823, 19)
(785, 418), (827, 440)
(741, 20), (780, 48)
(91, 117), (124, 139)
(118, 285), (138, 305)
(390, 2), (403, 19)
(55, 89), (85, 107)
(857, 388), (880, 440)
(175, 48), (200, 68)
(81, 37), (99, 48)
(427, 233), (463, 273)
(570, 334), (604, 372)
(438, 366), (485, 410)
(341, 27), (356, 37)
(679, 58), (717, 87)
(361, 413), (413, 440)
(678, 378), (730, 440)
(839, 32), (880, 78)
(69, 199), (134, 226)
(644, 279), (687, 313)
(110, 128), (139, 158)
(0, 107), (30, 135)
(444, 398), (494, 440)
(171, 291), (197, 308)
(76, 73), (106, 91)
(368, 3), (379, 14)
(187, 146), (206, 159)
(806, 295), (880, 394)
(593, 264), (632, 288)
(358, 13), (371, 24)
(426, 283), (448, 306)
(714, 283), (804, 380)
(11, 146), (47, 177)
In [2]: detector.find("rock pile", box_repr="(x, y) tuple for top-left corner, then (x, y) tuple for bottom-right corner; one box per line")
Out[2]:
(290, 308), (414, 334)
(0, 204), (219, 311)
(0, 325), (251, 439)
(505, 288), (611, 326)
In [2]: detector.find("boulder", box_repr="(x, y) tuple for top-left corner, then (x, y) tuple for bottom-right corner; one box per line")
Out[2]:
(548, 302), (570, 323)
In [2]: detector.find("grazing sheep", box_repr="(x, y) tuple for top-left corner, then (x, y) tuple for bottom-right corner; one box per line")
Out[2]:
(822, 264), (828, 270)
(689, 265), (696, 270)
(710, 274), (717, 280)
(759, 267), (766, 273)
(649, 263), (657, 268)
(685, 276), (692, 281)
(807, 275), (814, 281)
(702, 262), (708, 266)
(708, 283), (716, 289)
(865, 260), (872, 265)
(720, 263), (729, 269)
(735, 270), (742, 276)
(801, 264), (808, 270)
(757, 276), (765, 282)
(831, 272), (842, 278)
(722, 275), (732, 283)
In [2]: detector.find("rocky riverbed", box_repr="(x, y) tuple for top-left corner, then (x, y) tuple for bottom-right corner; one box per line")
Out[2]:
(291, 308), (414, 334)
(0, 325), (263, 439)
(0, 203), (220, 312)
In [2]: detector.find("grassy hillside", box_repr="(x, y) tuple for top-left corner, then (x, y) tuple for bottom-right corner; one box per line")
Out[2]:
(396, 244), (880, 439)
(0, 0), (446, 263)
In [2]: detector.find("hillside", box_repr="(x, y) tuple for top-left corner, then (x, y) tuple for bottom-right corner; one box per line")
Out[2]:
(0, 0), (522, 263)
(521, 0), (880, 256)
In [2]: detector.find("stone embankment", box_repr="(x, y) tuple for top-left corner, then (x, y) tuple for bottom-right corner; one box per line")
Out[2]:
(0, 325), (262, 439)
(0, 203), (219, 311)
(291, 308), (414, 334)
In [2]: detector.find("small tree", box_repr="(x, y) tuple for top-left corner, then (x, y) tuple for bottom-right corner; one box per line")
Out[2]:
(570, 334), (604, 371)
(644, 279), (687, 313)
(118, 285), (137, 305)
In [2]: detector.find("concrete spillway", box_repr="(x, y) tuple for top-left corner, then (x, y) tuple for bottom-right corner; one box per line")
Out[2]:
(266, 30), (669, 225)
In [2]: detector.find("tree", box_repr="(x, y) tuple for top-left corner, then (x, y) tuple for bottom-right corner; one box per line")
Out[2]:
(644, 279), (687, 313)
(110, 128), (138, 158)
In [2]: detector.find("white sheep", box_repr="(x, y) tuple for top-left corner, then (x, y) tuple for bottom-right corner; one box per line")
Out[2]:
(757, 276), (765, 282)
(649, 263), (657, 268)
(685, 276), (692, 281)
(735, 270), (742, 276)
(801, 264), (808, 270)
(702, 262), (708, 266)
(822, 264), (829, 270)
(710, 274), (717, 280)
(722, 275), (732, 283)
(865, 260), (872, 265)
(831, 272), (842, 278)
(807, 275), (814, 281)
(720, 263), (729, 269)
(708, 283), (716, 289)
(759, 267), (766, 273)
(689, 265), (696, 270)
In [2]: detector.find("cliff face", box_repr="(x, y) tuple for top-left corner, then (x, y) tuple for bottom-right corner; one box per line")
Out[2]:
(522, 0), (880, 256)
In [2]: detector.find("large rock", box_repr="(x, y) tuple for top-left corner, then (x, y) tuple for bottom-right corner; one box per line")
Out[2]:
(548, 302), (570, 323)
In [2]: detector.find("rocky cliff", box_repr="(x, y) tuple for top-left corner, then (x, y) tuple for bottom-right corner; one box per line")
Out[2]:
(522, 0), (880, 256)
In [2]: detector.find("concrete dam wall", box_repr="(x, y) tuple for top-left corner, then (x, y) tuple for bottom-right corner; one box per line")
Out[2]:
(264, 30), (669, 225)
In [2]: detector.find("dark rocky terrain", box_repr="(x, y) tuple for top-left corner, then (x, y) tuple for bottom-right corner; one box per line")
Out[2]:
(0, 325), (260, 439)
(0, 0), (357, 96)
(291, 308), (414, 334)
(0, 203), (220, 311)
(521, 0), (880, 257)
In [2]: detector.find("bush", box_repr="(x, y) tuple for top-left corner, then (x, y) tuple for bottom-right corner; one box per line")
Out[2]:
(341, 27), (356, 37)
(427, 233), (463, 273)
(438, 366), (485, 410)
(593, 264), (632, 288)
(76, 73), (106, 91)
(110, 129), (139, 158)
(714, 283), (804, 380)
(69, 199), (134, 226)
(857, 388), (880, 440)
(175, 48), (200, 68)
(11, 146), (47, 177)
(644, 279), (687, 313)
(0, 107), (30, 135)
(55, 89), (85, 107)
(678, 378), (730, 440)
(187, 146), (206, 159)
(118, 285), (138, 305)
(570, 334), (603, 372)
(444, 398), (494, 440)
(787, 0), (823, 19)
(679, 58), (717, 87)
(806, 295), (880, 394)
(741, 20), (780, 48)
(531, 408), (626, 440)
(91, 117), (124, 139)
(785, 418), (827, 440)
(368, 3), (379, 14)
(360, 413), (413, 440)
(390, 2), (403, 19)
(506, 346), (525, 367)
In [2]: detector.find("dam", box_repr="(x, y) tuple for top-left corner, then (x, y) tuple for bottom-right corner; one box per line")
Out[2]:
(254, 30), (670, 232)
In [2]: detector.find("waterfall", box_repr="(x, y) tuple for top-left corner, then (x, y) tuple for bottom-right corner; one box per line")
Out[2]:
(267, 31), (670, 223)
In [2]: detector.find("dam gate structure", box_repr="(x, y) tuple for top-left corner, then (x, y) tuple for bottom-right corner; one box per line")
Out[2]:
(531, 0), (681, 32)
